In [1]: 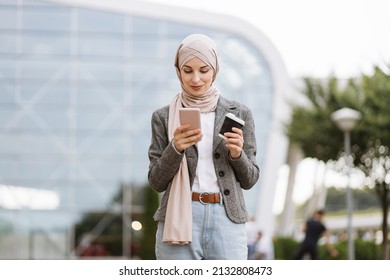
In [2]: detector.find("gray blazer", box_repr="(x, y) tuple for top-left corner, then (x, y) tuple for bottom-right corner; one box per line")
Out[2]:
(148, 96), (260, 224)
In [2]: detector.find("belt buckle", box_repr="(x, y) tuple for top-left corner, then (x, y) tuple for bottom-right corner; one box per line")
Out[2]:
(198, 192), (210, 205)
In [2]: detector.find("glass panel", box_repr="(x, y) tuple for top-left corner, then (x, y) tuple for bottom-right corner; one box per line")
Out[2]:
(132, 17), (161, 35)
(72, 183), (122, 211)
(22, 6), (71, 31)
(20, 0), (65, 8)
(0, 59), (15, 79)
(0, 0), (19, 4)
(74, 110), (119, 131)
(132, 34), (161, 58)
(0, 133), (67, 156)
(78, 35), (124, 57)
(0, 8), (16, 30)
(0, 211), (71, 259)
(76, 135), (124, 156)
(22, 32), (70, 55)
(76, 86), (124, 105)
(0, 158), (67, 182)
(20, 59), (70, 80)
(0, 33), (17, 53)
(78, 8), (124, 33)
(0, 85), (14, 104)
(76, 61), (124, 83)
(18, 85), (69, 108)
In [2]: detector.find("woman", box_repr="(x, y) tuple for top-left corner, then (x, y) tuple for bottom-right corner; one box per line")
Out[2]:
(148, 34), (259, 260)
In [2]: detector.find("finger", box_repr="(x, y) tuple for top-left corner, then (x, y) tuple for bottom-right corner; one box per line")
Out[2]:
(231, 127), (243, 135)
(226, 140), (243, 149)
(225, 133), (244, 146)
(176, 129), (202, 150)
(175, 124), (191, 135)
(183, 128), (201, 138)
(224, 129), (243, 139)
(183, 130), (202, 143)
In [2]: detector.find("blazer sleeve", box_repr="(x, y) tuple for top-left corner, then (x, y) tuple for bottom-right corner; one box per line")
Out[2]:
(148, 108), (184, 193)
(228, 106), (260, 190)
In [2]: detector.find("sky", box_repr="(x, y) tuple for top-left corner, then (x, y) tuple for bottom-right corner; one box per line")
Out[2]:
(142, 0), (390, 79)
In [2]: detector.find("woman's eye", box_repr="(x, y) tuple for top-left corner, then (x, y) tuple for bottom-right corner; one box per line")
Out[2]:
(200, 69), (209, 73)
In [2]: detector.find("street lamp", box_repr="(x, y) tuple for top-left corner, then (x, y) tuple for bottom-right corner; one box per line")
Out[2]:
(331, 107), (362, 260)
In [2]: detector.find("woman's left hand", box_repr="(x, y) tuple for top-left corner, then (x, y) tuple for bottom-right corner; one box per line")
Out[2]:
(224, 127), (244, 159)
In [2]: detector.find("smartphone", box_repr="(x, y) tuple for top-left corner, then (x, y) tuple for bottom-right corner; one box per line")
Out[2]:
(219, 113), (245, 138)
(179, 108), (201, 131)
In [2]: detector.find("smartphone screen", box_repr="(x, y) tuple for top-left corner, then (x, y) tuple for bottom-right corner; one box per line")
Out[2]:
(179, 108), (201, 130)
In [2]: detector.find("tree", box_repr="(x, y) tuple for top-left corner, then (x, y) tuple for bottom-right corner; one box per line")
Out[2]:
(324, 186), (380, 212)
(286, 77), (365, 162)
(356, 66), (390, 259)
(359, 141), (390, 258)
(285, 65), (390, 259)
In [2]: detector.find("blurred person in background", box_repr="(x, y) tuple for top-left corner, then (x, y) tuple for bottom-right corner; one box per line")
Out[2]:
(293, 209), (338, 260)
(245, 216), (258, 259)
(252, 231), (274, 260)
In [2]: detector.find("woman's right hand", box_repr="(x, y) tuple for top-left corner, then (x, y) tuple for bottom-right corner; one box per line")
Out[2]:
(173, 124), (203, 152)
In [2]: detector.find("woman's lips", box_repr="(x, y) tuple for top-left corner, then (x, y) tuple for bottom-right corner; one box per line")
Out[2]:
(190, 85), (203, 91)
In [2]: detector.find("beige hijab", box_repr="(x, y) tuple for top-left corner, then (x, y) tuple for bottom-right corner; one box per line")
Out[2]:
(163, 34), (220, 244)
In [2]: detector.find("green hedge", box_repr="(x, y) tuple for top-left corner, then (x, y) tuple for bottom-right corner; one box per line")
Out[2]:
(319, 239), (380, 260)
(274, 238), (381, 260)
(273, 237), (299, 260)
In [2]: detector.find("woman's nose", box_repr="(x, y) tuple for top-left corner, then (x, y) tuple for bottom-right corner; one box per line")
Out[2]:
(191, 72), (200, 83)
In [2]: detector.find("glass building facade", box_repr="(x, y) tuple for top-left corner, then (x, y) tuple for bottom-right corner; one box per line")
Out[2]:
(0, 0), (285, 259)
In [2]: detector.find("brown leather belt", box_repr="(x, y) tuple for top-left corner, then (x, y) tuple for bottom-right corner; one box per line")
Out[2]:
(192, 192), (221, 204)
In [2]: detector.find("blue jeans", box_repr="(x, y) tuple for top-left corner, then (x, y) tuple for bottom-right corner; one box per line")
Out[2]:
(156, 201), (247, 260)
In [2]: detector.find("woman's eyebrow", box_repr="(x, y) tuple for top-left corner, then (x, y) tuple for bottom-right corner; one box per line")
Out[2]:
(182, 64), (209, 69)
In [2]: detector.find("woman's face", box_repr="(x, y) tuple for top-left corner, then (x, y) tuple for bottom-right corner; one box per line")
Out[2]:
(180, 57), (214, 96)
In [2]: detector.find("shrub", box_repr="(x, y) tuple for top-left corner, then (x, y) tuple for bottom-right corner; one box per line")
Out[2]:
(273, 237), (299, 260)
